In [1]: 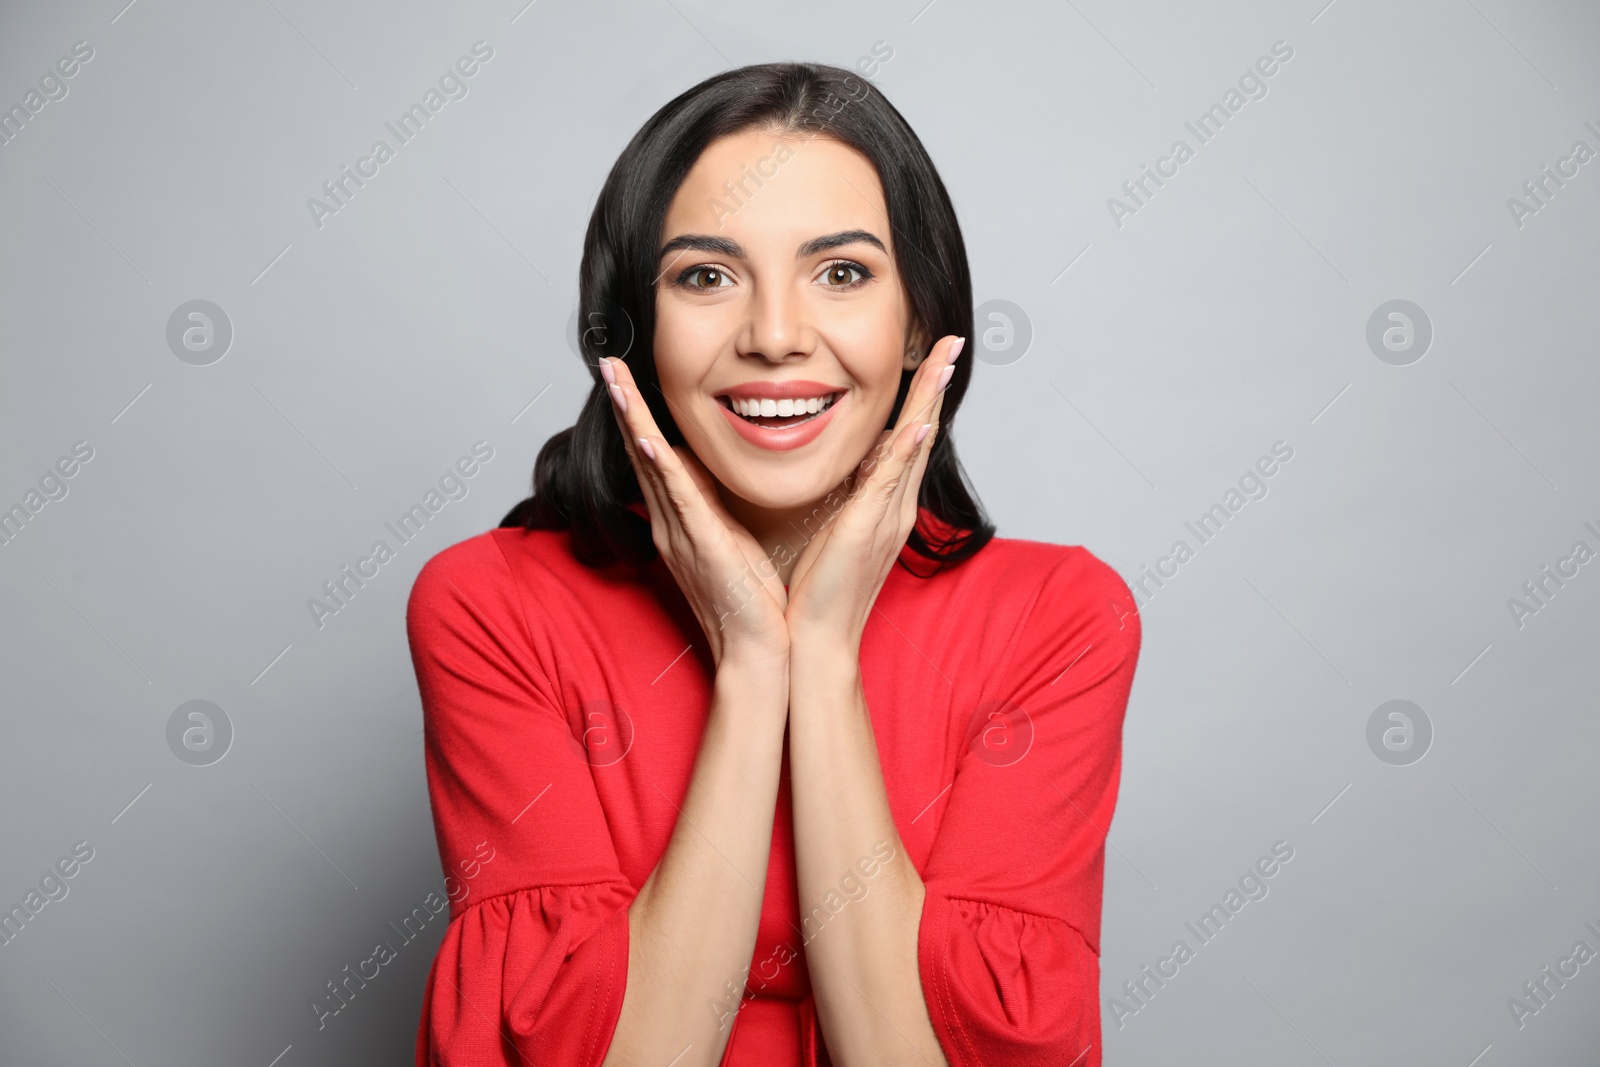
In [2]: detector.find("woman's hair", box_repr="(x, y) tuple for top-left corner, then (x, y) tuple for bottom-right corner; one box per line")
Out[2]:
(500, 61), (994, 573)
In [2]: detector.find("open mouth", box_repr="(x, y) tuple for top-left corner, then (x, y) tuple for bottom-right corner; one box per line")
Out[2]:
(718, 391), (842, 431)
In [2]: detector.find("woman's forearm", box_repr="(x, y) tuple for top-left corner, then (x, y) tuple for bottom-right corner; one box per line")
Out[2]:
(601, 649), (790, 1067)
(786, 638), (949, 1067)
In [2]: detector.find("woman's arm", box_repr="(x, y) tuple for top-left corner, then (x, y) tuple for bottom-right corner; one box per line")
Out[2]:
(599, 356), (796, 1066)
(779, 337), (963, 1065)
(601, 647), (789, 1067)
(787, 638), (949, 1067)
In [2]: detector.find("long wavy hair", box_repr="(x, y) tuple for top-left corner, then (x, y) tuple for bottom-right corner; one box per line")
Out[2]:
(500, 61), (994, 574)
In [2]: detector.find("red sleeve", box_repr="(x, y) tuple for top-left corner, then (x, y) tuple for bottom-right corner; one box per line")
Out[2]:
(916, 548), (1141, 1067)
(406, 533), (635, 1067)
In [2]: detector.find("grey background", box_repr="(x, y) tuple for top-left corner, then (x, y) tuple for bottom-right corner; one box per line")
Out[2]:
(2, 0), (1597, 1063)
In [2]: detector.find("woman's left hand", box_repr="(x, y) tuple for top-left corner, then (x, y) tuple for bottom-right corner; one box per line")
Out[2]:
(784, 334), (965, 652)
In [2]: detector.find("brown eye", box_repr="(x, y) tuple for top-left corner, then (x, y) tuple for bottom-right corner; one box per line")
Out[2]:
(819, 261), (869, 287)
(681, 271), (732, 292)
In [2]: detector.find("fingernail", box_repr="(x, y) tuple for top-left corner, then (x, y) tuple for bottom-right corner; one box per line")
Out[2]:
(637, 437), (656, 461)
(609, 382), (627, 414)
(936, 363), (955, 391)
(599, 357), (616, 385)
(949, 337), (966, 362)
(914, 422), (931, 445)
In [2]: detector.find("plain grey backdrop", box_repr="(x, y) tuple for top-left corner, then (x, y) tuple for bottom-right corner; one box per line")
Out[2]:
(3, 0), (1598, 1063)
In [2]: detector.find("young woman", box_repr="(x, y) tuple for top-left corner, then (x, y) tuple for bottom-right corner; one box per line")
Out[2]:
(405, 62), (1141, 1067)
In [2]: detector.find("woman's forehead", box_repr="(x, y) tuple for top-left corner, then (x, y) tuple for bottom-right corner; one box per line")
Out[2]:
(662, 129), (890, 251)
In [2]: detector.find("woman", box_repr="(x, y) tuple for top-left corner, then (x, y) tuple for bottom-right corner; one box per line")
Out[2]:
(406, 62), (1141, 1067)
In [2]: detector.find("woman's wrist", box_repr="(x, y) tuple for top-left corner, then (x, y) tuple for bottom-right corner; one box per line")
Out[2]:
(714, 643), (792, 698)
(710, 618), (789, 669)
(786, 628), (863, 682)
(787, 620), (864, 662)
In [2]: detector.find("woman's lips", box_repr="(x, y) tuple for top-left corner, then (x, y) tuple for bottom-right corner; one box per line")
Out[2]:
(716, 391), (844, 451)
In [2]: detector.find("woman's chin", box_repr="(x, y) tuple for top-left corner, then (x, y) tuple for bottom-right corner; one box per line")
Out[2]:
(720, 470), (848, 515)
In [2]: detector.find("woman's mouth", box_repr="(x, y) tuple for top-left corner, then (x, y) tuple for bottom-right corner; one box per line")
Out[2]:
(713, 388), (845, 452)
(719, 391), (841, 430)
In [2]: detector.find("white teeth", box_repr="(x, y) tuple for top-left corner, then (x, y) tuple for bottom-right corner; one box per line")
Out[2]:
(730, 392), (838, 418)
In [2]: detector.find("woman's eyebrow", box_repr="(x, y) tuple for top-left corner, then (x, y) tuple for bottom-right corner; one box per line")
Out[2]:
(796, 229), (886, 257)
(656, 229), (887, 261)
(659, 233), (744, 259)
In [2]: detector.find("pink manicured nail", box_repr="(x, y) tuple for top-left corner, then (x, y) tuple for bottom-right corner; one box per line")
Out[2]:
(936, 364), (955, 391)
(637, 437), (656, 461)
(948, 337), (966, 362)
(609, 383), (627, 414)
(914, 422), (931, 445)
(599, 357), (616, 385)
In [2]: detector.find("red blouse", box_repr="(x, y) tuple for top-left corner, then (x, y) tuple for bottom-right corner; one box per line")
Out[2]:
(405, 507), (1141, 1066)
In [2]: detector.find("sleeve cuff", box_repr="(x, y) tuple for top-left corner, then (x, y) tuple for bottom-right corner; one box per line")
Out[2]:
(917, 887), (1101, 1067)
(418, 881), (633, 1067)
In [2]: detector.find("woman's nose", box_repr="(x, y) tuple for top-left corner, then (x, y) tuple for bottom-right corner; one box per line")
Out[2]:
(740, 283), (813, 362)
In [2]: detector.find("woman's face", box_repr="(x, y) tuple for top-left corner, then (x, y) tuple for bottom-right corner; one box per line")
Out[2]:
(652, 127), (921, 513)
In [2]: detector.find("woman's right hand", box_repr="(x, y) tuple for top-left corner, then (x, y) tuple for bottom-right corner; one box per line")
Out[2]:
(601, 356), (790, 669)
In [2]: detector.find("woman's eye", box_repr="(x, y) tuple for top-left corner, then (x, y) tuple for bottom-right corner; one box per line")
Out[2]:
(681, 266), (732, 289)
(818, 261), (869, 288)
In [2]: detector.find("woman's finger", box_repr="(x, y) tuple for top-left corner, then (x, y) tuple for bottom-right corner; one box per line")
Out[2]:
(605, 359), (728, 553)
(859, 335), (955, 541)
(842, 409), (925, 536)
(856, 335), (962, 516)
(600, 357), (671, 531)
(606, 357), (693, 534)
(896, 337), (953, 483)
(597, 359), (788, 662)
(841, 333), (959, 517)
(674, 446), (785, 596)
(892, 335), (963, 441)
(898, 385), (944, 529)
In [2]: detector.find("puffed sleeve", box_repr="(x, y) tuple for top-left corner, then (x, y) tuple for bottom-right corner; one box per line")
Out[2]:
(916, 548), (1141, 1067)
(406, 534), (636, 1067)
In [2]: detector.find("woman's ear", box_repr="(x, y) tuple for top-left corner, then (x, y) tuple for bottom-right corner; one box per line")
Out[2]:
(901, 322), (931, 372)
